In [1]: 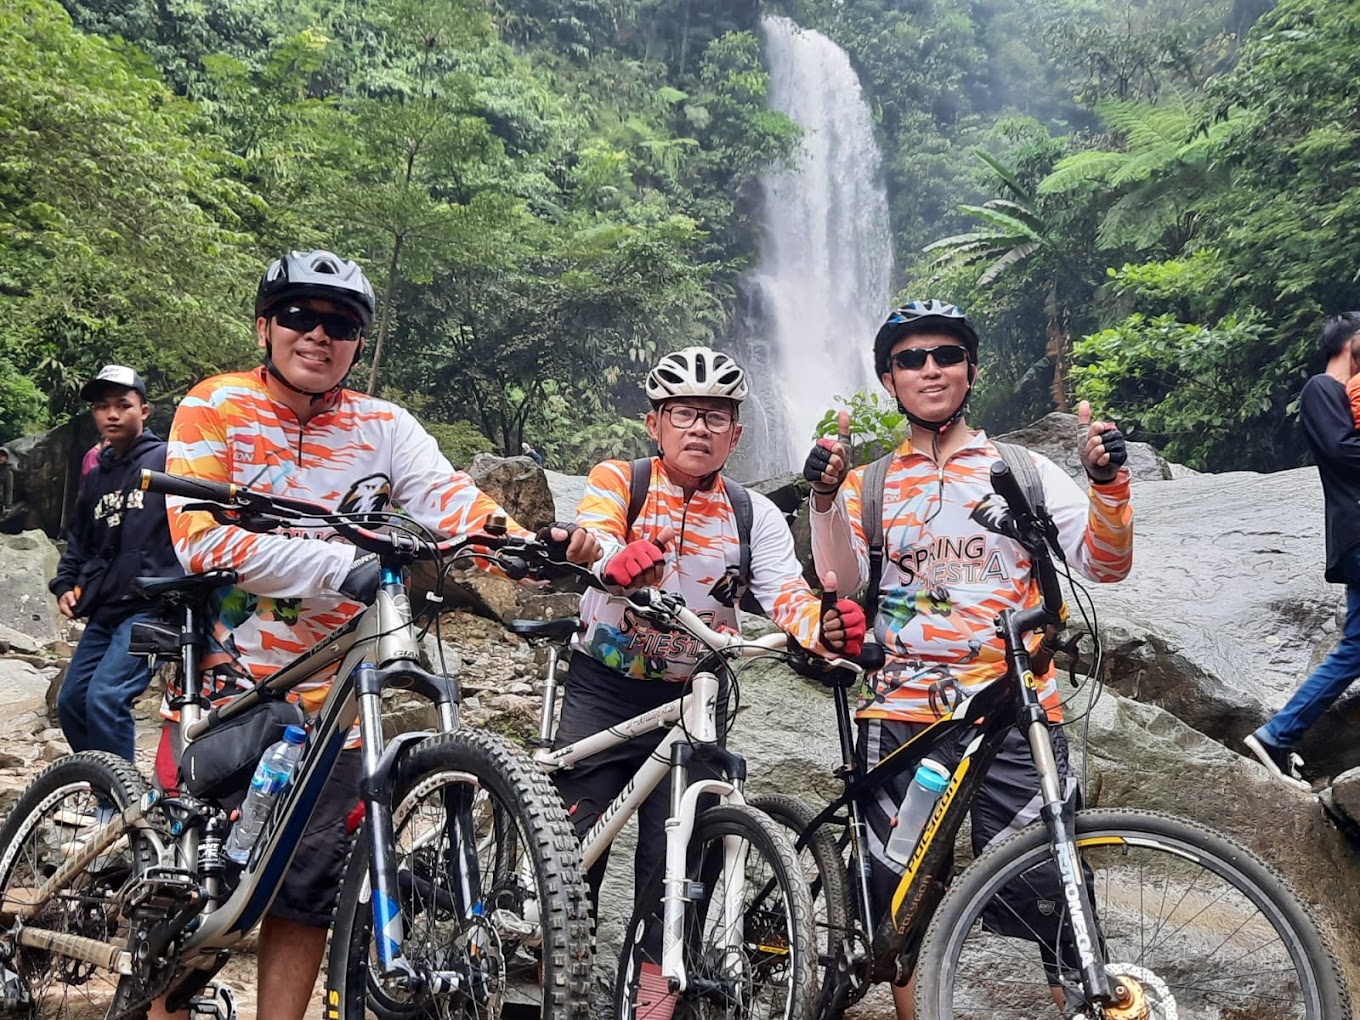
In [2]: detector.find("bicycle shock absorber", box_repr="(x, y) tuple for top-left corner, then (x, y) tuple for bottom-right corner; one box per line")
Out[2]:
(198, 815), (231, 907)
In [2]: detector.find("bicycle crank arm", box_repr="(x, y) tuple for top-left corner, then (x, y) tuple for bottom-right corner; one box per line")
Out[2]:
(16, 927), (132, 974)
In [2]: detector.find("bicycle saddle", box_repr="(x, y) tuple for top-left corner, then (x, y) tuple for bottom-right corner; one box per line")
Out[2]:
(506, 617), (581, 642)
(133, 569), (239, 601)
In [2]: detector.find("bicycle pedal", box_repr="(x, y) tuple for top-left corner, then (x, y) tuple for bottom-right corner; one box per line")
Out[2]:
(188, 983), (237, 1020)
(126, 868), (200, 912)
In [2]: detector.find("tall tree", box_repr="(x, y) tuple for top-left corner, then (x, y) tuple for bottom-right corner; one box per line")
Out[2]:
(923, 152), (1090, 409)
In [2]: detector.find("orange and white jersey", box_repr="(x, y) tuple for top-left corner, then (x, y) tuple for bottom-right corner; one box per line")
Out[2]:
(165, 367), (525, 714)
(574, 457), (828, 683)
(811, 430), (1132, 723)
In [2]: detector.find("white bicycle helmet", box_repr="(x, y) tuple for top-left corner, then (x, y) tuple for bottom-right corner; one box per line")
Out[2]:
(645, 346), (749, 405)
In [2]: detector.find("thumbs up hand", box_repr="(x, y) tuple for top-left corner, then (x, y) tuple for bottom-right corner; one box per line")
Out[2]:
(804, 410), (852, 498)
(1077, 399), (1128, 484)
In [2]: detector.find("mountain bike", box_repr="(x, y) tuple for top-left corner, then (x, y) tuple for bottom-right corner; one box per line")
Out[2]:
(0, 470), (593, 1020)
(498, 550), (875, 1020)
(749, 460), (1351, 1019)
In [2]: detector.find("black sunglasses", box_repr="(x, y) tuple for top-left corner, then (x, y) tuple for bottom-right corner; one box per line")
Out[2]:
(891, 345), (969, 371)
(274, 305), (364, 341)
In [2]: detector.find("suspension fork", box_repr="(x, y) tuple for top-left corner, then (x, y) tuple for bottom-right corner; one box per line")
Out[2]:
(1002, 606), (1112, 1002)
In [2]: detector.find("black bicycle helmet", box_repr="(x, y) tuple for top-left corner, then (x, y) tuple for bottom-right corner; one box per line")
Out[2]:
(256, 250), (375, 399)
(872, 300), (979, 377)
(873, 300), (980, 433)
(255, 250), (376, 331)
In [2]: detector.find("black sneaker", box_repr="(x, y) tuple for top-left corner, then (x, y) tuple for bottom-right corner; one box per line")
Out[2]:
(1243, 733), (1310, 791)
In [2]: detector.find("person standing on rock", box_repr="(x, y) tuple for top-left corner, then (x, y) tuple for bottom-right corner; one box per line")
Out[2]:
(149, 248), (600, 1020)
(49, 364), (180, 780)
(564, 345), (867, 1013)
(0, 447), (15, 514)
(803, 300), (1133, 1020)
(1245, 312), (1360, 790)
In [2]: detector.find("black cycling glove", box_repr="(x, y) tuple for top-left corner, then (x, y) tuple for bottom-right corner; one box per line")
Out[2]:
(339, 553), (381, 603)
(1087, 427), (1128, 484)
(802, 441), (840, 494)
(536, 522), (579, 560)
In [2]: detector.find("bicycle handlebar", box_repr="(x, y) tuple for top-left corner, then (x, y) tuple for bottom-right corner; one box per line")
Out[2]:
(142, 469), (523, 564)
(142, 469), (870, 675)
(989, 461), (1064, 616)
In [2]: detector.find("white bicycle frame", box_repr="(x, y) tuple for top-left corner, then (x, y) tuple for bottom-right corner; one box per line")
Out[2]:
(532, 605), (792, 993)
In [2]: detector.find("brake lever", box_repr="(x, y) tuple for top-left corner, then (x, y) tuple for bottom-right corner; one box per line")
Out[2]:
(191, 503), (285, 533)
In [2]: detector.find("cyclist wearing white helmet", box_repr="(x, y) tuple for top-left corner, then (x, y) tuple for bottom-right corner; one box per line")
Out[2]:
(560, 346), (866, 1006)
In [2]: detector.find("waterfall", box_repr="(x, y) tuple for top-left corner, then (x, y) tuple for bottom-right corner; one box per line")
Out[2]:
(738, 15), (894, 476)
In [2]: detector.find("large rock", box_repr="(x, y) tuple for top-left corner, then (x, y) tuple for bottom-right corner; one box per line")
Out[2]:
(0, 531), (64, 645)
(1089, 467), (1360, 773)
(468, 454), (556, 531)
(748, 473), (806, 516)
(0, 658), (52, 717)
(1079, 693), (1360, 981)
(997, 411), (1171, 485)
(545, 469), (588, 521)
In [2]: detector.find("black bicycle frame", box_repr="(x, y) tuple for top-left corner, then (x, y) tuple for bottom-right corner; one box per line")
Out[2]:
(159, 558), (471, 998)
(802, 601), (1114, 1005)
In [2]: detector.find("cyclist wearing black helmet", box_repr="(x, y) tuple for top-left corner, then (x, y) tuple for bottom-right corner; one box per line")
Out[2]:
(150, 249), (601, 1020)
(802, 300), (1134, 1019)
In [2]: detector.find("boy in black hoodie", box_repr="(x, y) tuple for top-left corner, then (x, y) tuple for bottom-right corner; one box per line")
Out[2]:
(51, 365), (181, 776)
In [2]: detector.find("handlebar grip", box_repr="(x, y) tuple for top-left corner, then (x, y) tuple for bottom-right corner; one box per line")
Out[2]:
(141, 470), (239, 504)
(989, 461), (1032, 519)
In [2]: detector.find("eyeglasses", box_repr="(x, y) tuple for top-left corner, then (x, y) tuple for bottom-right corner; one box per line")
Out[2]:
(274, 305), (364, 341)
(664, 406), (735, 433)
(891, 345), (969, 371)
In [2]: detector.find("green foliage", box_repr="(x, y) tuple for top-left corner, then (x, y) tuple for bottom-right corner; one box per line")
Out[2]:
(0, 362), (49, 442)
(813, 391), (907, 465)
(0, 0), (258, 426)
(424, 420), (496, 468)
(1071, 312), (1276, 469)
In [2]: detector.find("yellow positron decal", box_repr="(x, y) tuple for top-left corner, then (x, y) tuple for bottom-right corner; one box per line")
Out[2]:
(890, 758), (969, 922)
(1021, 669), (1040, 690)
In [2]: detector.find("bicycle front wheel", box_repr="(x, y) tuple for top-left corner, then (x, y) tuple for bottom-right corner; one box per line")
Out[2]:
(325, 730), (592, 1020)
(614, 803), (817, 1020)
(914, 808), (1350, 1019)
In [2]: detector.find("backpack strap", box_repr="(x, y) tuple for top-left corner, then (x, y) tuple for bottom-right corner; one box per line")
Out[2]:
(721, 474), (753, 588)
(625, 457), (652, 540)
(858, 452), (894, 621)
(992, 441), (1045, 514)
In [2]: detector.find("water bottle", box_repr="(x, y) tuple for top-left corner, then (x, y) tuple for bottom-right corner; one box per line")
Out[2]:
(885, 758), (951, 865)
(224, 725), (307, 864)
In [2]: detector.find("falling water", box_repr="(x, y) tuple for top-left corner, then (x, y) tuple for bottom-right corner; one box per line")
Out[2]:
(738, 15), (895, 476)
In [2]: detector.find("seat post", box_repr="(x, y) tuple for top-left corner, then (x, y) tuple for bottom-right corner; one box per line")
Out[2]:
(538, 643), (562, 746)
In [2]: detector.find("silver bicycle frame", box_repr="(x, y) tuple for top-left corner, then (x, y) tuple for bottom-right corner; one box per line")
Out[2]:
(532, 670), (744, 992)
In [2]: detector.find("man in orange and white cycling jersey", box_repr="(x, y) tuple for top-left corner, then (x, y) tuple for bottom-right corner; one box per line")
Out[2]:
(804, 300), (1133, 1019)
(153, 249), (599, 1020)
(561, 347), (866, 913)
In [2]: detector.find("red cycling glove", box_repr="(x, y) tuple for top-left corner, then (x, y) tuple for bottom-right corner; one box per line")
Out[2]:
(822, 598), (867, 656)
(604, 539), (666, 588)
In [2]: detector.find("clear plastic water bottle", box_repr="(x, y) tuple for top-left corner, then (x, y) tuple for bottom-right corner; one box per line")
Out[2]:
(224, 725), (307, 864)
(885, 758), (952, 865)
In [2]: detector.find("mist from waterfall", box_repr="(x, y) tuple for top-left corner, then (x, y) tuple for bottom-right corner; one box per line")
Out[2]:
(740, 15), (895, 475)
